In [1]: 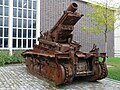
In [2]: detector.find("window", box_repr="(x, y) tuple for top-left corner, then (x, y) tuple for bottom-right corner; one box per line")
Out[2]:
(33, 1), (36, 9)
(0, 38), (2, 47)
(18, 0), (22, 8)
(13, 18), (17, 27)
(18, 29), (22, 37)
(4, 0), (9, 6)
(28, 1), (32, 9)
(28, 20), (31, 28)
(18, 39), (21, 48)
(33, 11), (36, 19)
(0, 28), (3, 37)
(13, 28), (17, 37)
(18, 19), (22, 27)
(23, 39), (26, 48)
(0, 17), (3, 26)
(28, 39), (31, 48)
(28, 10), (31, 18)
(0, 0), (3, 5)
(4, 17), (8, 26)
(13, 8), (17, 17)
(33, 20), (36, 28)
(23, 29), (27, 38)
(28, 29), (31, 38)
(4, 38), (8, 48)
(4, 28), (8, 37)
(33, 30), (36, 38)
(13, 0), (17, 7)
(0, 6), (3, 15)
(23, 0), (27, 8)
(23, 9), (27, 18)
(23, 19), (27, 28)
(5, 0), (37, 49)
(33, 39), (36, 47)
(18, 9), (22, 17)
(4, 7), (9, 16)
(13, 39), (16, 47)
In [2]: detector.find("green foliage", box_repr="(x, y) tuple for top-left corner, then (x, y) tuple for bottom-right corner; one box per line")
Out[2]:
(0, 50), (24, 66)
(82, 3), (115, 34)
(0, 51), (11, 65)
(11, 50), (24, 63)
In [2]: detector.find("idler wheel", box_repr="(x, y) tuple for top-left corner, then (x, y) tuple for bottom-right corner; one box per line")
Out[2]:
(48, 64), (65, 85)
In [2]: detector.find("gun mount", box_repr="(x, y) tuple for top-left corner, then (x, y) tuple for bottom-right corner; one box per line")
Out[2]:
(22, 3), (108, 85)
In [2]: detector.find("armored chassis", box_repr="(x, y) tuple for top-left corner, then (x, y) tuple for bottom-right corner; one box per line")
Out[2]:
(22, 3), (108, 85)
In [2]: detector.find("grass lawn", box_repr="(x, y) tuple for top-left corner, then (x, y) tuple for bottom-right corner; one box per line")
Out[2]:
(107, 58), (120, 81)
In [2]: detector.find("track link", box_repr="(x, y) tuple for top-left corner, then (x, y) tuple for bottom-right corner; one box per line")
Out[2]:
(98, 62), (108, 80)
(63, 64), (74, 84)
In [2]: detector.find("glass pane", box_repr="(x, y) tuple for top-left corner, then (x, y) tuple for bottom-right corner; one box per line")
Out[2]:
(28, 29), (31, 38)
(23, 39), (26, 48)
(23, 0), (27, 8)
(0, 6), (3, 15)
(18, 0), (22, 7)
(0, 28), (3, 37)
(13, 0), (17, 7)
(28, 1), (32, 9)
(13, 8), (17, 17)
(4, 17), (8, 26)
(33, 1), (36, 9)
(18, 9), (22, 17)
(0, 38), (2, 47)
(23, 9), (27, 18)
(33, 39), (36, 47)
(13, 39), (16, 48)
(18, 39), (21, 48)
(4, 7), (9, 16)
(13, 18), (17, 27)
(0, 0), (3, 5)
(4, 28), (8, 37)
(18, 29), (22, 37)
(23, 19), (27, 28)
(23, 29), (26, 38)
(13, 28), (17, 37)
(28, 10), (31, 18)
(18, 19), (22, 27)
(4, 38), (8, 48)
(0, 17), (3, 26)
(33, 11), (36, 19)
(28, 39), (31, 48)
(33, 30), (36, 38)
(4, 0), (9, 6)
(28, 20), (31, 28)
(33, 20), (36, 28)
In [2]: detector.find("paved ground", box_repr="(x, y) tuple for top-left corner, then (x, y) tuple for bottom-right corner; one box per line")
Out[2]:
(0, 64), (120, 90)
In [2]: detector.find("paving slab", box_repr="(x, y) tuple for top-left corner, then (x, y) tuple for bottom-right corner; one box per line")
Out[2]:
(0, 64), (120, 90)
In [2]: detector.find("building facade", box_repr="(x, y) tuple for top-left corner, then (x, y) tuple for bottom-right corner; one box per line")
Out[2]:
(114, 21), (120, 57)
(0, 0), (115, 57)
(0, 0), (39, 55)
(40, 0), (114, 57)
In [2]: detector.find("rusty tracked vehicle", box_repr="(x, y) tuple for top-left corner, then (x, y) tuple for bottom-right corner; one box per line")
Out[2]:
(22, 3), (108, 85)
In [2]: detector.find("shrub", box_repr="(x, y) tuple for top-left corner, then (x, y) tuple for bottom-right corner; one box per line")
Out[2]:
(0, 50), (25, 66)
(11, 50), (25, 63)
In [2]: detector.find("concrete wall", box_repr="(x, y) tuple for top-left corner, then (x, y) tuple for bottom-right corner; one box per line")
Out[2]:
(40, 0), (114, 57)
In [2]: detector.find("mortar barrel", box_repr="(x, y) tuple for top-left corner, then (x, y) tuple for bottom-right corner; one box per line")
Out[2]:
(66, 3), (78, 13)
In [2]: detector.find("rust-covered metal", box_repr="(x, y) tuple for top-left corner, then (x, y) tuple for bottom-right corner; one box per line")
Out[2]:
(21, 3), (108, 85)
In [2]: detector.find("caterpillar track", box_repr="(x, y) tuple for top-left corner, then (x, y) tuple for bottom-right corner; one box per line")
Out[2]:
(22, 3), (108, 85)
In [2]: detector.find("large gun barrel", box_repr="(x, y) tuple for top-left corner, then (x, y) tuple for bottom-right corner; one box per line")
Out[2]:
(66, 2), (78, 13)
(44, 3), (83, 43)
